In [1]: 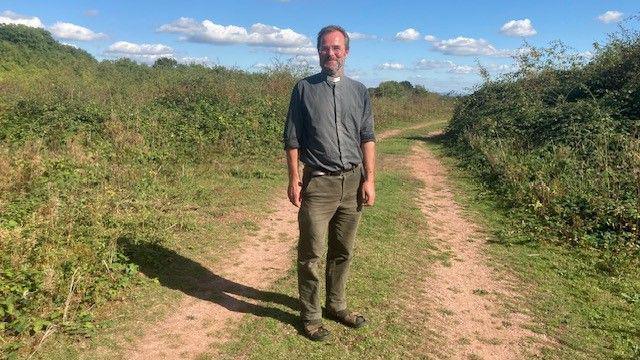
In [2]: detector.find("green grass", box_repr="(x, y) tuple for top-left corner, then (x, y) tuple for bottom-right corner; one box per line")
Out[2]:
(1, 24), (458, 358)
(418, 135), (640, 360)
(30, 159), (286, 360)
(27, 120), (450, 359)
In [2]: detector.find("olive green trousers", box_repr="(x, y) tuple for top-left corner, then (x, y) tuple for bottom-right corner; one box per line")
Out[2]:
(297, 165), (362, 322)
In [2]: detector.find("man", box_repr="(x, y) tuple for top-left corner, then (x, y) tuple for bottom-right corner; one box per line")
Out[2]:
(283, 25), (376, 341)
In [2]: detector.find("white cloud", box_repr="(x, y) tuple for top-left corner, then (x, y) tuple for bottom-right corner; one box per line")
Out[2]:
(577, 50), (594, 60)
(0, 10), (43, 28)
(49, 22), (106, 41)
(348, 31), (376, 40)
(395, 28), (420, 41)
(378, 62), (405, 70)
(424, 34), (437, 42)
(104, 44), (210, 67)
(60, 42), (79, 49)
(415, 59), (472, 74)
(105, 41), (174, 63)
(106, 41), (173, 56)
(415, 59), (451, 70)
(598, 10), (623, 24)
(347, 69), (366, 80)
(177, 56), (215, 66)
(414, 59), (514, 75)
(449, 64), (475, 74)
(253, 62), (269, 69)
(158, 18), (310, 48)
(485, 63), (517, 73)
(429, 36), (511, 57)
(274, 46), (317, 56)
(84, 9), (99, 17)
(500, 19), (537, 37)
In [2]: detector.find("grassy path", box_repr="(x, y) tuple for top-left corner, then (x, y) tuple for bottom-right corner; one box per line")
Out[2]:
(119, 125), (439, 359)
(32, 115), (639, 359)
(125, 194), (298, 359)
(42, 120), (627, 359)
(201, 124), (546, 359)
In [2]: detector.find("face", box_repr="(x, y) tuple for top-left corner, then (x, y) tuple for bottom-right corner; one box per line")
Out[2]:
(318, 31), (349, 76)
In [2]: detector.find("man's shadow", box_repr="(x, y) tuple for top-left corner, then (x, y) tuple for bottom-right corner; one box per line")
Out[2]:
(118, 238), (303, 334)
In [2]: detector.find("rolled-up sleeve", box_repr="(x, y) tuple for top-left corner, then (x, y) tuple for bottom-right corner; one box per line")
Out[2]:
(283, 83), (302, 149)
(360, 90), (375, 143)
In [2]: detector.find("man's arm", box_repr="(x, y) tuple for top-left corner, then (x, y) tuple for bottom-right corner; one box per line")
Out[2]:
(283, 83), (303, 207)
(286, 148), (302, 207)
(360, 141), (375, 206)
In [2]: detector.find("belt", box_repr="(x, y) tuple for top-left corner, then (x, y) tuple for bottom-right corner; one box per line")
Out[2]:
(308, 164), (359, 176)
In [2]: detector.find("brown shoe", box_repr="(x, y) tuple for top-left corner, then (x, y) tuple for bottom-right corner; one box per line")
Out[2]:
(325, 309), (367, 328)
(303, 321), (331, 341)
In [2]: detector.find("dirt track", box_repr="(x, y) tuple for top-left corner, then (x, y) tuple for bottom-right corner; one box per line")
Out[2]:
(125, 127), (544, 359)
(408, 134), (546, 359)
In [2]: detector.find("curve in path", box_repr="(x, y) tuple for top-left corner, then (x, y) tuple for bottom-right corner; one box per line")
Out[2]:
(125, 125), (545, 359)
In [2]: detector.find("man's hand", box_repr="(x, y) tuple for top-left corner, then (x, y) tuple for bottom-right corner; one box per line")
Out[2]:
(288, 180), (303, 207)
(360, 179), (375, 206)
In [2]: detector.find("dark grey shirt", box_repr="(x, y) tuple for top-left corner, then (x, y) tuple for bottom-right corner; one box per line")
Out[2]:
(283, 73), (375, 172)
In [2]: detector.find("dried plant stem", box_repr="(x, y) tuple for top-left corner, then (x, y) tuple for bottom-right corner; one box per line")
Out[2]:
(27, 325), (57, 360)
(62, 268), (80, 324)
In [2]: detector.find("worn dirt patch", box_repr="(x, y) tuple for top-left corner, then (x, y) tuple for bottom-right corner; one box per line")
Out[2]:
(125, 195), (298, 360)
(407, 136), (547, 359)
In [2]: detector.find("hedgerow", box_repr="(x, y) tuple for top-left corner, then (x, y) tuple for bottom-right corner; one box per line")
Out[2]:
(446, 28), (640, 263)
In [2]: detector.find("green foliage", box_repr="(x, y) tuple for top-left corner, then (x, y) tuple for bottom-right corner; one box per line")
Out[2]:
(0, 25), (449, 355)
(0, 25), (295, 355)
(152, 57), (178, 68)
(0, 24), (95, 71)
(371, 80), (432, 98)
(446, 28), (640, 259)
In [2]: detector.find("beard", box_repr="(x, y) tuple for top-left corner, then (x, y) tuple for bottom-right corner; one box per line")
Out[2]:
(320, 57), (345, 76)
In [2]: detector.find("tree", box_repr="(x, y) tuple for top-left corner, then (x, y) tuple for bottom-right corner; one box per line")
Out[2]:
(374, 81), (407, 98)
(399, 80), (413, 90)
(153, 57), (178, 68)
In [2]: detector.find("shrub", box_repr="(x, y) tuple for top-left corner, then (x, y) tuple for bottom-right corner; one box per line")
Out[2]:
(446, 28), (640, 257)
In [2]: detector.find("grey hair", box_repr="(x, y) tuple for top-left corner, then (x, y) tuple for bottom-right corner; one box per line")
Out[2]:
(316, 25), (350, 51)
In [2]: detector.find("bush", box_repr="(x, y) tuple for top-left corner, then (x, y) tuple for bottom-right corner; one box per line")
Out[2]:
(446, 28), (640, 257)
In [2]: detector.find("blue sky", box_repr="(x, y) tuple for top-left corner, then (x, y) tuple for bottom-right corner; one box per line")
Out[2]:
(1, 1), (637, 92)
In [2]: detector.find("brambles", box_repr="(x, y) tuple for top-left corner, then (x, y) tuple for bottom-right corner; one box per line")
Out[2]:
(446, 27), (640, 261)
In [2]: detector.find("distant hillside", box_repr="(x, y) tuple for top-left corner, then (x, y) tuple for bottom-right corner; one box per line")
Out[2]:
(0, 24), (95, 70)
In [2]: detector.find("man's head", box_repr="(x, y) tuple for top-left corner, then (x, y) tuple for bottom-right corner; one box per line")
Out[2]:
(316, 25), (350, 76)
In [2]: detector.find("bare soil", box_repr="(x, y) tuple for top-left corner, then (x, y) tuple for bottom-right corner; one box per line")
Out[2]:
(407, 134), (547, 359)
(125, 195), (298, 359)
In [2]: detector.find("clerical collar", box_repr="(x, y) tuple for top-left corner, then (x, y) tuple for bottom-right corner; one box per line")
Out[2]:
(327, 75), (341, 83)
